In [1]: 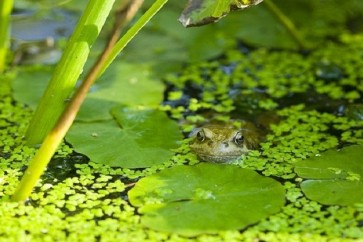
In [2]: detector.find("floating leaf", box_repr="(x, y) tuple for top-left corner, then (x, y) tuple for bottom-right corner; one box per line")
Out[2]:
(179, 0), (264, 27)
(295, 145), (363, 205)
(66, 107), (183, 168)
(77, 62), (164, 121)
(76, 98), (119, 122)
(12, 66), (53, 109)
(11, 61), (163, 121)
(128, 163), (285, 236)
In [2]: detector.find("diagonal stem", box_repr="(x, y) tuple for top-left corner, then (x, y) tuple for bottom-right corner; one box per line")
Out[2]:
(11, 0), (151, 202)
(264, 0), (307, 49)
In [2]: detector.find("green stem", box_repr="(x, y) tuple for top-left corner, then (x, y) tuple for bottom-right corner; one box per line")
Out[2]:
(0, 0), (13, 72)
(98, 0), (169, 77)
(25, 0), (115, 145)
(264, 0), (307, 49)
(12, 0), (115, 202)
(12, 0), (169, 202)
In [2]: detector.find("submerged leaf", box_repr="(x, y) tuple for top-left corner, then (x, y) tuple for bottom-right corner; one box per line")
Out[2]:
(66, 107), (182, 168)
(128, 163), (285, 236)
(295, 145), (363, 205)
(179, 0), (263, 27)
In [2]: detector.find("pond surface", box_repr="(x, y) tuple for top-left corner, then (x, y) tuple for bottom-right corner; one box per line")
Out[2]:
(1, 0), (363, 241)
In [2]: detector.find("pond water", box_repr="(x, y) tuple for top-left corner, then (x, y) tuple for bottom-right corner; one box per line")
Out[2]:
(1, 1), (363, 241)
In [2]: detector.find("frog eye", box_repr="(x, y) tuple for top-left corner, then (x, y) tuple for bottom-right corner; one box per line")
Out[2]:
(196, 129), (206, 142)
(233, 132), (244, 145)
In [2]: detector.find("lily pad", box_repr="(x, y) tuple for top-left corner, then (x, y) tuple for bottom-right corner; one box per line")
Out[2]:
(128, 163), (285, 236)
(12, 66), (53, 109)
(179, 0), (264, 27)
(66, 107), (182, 168)
(295, 145), (363, 205)
(77, 62), (164, 121)
(11, 61), (163, 121)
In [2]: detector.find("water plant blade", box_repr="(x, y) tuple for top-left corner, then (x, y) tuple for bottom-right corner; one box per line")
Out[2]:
(11, 0), (116, 202)
(25, 0), (115, 145)
(295, 145), (363, 205)
(128, 163), (285, 236)
(66, 107), (182, 168)
(0, 0), (13, 72)
(179, 0), (263, 27)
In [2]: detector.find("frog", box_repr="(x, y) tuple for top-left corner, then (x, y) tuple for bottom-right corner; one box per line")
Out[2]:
(189, 121), (264, 163)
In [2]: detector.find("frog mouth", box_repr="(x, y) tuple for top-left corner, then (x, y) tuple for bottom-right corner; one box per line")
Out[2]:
(196, 153), (242, 163)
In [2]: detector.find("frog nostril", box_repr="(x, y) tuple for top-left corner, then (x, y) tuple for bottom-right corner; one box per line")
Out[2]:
(223, 142), (229, 148)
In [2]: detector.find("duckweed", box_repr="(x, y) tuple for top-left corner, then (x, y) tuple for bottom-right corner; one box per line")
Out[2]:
(1, 40), (363, 240)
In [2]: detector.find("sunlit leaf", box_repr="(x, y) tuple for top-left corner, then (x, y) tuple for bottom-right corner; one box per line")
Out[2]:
(66, 106), (183, 168)
(179, 0), (264, 27)
(128, 163), (285, 236)
(295, 145), (363, 205)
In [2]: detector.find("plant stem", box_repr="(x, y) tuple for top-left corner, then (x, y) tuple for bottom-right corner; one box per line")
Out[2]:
(12, 0), (167, 202)
(99, 0), (169, 77)
(108, 0), (145, 53)
(263, 0), (307, 49)
(0, 0), (13, 72)
(25, 0), (115, 145)
(12, 0), (116, 202)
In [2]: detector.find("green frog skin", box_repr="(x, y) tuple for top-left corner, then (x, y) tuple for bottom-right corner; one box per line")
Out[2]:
(189, 122), (262, 163)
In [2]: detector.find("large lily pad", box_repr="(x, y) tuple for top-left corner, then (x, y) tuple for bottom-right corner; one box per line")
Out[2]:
(66, 107), (182, 168)
(128, 163), (285, 236)
(295, 145), (363, 205)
